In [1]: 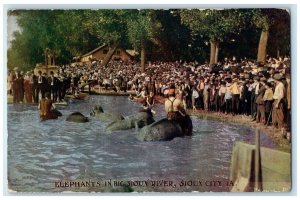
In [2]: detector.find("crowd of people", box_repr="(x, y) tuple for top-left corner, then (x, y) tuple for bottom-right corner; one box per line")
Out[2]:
(7, 56), (291, 132)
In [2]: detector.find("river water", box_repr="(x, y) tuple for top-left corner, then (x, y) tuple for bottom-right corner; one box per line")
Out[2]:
(7, 95), (276, 193)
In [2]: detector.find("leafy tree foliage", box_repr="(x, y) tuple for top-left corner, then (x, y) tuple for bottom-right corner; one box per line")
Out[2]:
(7, 9), (290, 71)
(180, 9), (254, 64)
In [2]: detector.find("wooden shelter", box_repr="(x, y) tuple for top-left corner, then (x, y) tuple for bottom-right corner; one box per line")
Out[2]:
(80, 44), (133, 63)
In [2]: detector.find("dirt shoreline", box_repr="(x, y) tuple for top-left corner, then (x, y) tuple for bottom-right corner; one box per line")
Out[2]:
(187, 109), (291, 152)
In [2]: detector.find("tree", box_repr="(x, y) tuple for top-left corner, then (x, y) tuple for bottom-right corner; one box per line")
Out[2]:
(180, 9), (244, 64)
(7, 10), (126, 70)
(148, 10), (197, 62)
(83, 10), (128, 67)
(8, 10), (100, 70)
(252, 9), (290, 63)
(126, 10), (157, 72)
(7, 9), (290, 71)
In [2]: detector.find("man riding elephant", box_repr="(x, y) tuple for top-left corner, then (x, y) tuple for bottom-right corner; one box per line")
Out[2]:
(137, 86), (193, 141)
(164, 86), (192, 136)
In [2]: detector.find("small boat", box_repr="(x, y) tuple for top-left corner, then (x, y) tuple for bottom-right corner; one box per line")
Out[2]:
(65, 93), (88, 100)
(129, 95), (165, 104)
(53, 101), (68, 106)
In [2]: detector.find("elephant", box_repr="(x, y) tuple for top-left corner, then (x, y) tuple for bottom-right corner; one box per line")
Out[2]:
(66, 112), (89, 123)
(106, 110), (155, 131)
(40, 109), (61, 121)
(90, 105), (124, 122)
(52, 109), (62, 117)
(136, 115), (193, 141)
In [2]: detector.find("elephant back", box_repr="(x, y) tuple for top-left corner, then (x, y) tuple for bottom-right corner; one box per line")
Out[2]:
(127, 111), (154, 127)
(66, 112), (89, 123)
(137, 118), (183, 141)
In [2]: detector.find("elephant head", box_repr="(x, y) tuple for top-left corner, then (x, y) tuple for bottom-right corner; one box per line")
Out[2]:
(90, 105), (104, 116)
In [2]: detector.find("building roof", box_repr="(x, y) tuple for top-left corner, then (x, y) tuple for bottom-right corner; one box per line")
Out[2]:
(81, 44), (108, 58)
(126, 49), (139, 57)
(80, 44), (134, 59)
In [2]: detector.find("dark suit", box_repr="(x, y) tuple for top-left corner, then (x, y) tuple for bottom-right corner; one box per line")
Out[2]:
(184, 84), (192, 109)
(48, 76), (59, 102)
(32, 75), (38, 103)
(59, 77), (69, 100)
(251, 83), (261, 119)
(36, 75), (47, 100)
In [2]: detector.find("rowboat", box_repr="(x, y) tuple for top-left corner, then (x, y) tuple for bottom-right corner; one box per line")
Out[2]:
(65, 93), (88, 100)
(53, 101), (68, 106)
(129, 95), (165, 104)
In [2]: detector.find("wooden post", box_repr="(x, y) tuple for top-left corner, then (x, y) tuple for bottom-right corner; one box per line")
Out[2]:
(255, 130), (263, 191)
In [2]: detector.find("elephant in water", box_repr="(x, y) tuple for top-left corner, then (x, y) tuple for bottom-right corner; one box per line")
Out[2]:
(90, 105), (124, 122)
(52, 109), (62, 117)
(106, 110), (155, 131)
(66, 112), (89, 123)
(136, 115), (193, 141)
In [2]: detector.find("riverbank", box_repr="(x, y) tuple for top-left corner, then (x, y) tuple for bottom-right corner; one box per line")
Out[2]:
(187, 109), (291, 152)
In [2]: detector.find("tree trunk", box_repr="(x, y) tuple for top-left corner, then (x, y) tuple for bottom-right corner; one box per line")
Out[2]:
(100, 42), (119, 68)
(44, 51), (47, 66)
(141, 45), (146, 73)
(214, 41), (219, 64)
(257, 25), (269, 63)
(210, 40), (217, 64)
(277, 46), (280, 59)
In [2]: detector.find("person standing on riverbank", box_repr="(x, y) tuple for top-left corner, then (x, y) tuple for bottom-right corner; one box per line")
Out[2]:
(48, 71), (59, 102)
(272, 74), (285, 129)
(218, 81), (226, 114)
(23, 72), (33, 103)
(7, 70), (13, 96)
(36, 70), (47, 101)
(225, 81), (232, 115)
(230, 77), (240, 115)
(192, 85), (199, 111)
(31, 71), (38, 103)
(263, 82), (274, 126)
(251, 76), (260, 121)
(255, 78), (266, 123)
(12, 68), (24, 103)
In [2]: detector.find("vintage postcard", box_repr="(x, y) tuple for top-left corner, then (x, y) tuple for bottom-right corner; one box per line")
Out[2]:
(5, 7), (292, 193)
